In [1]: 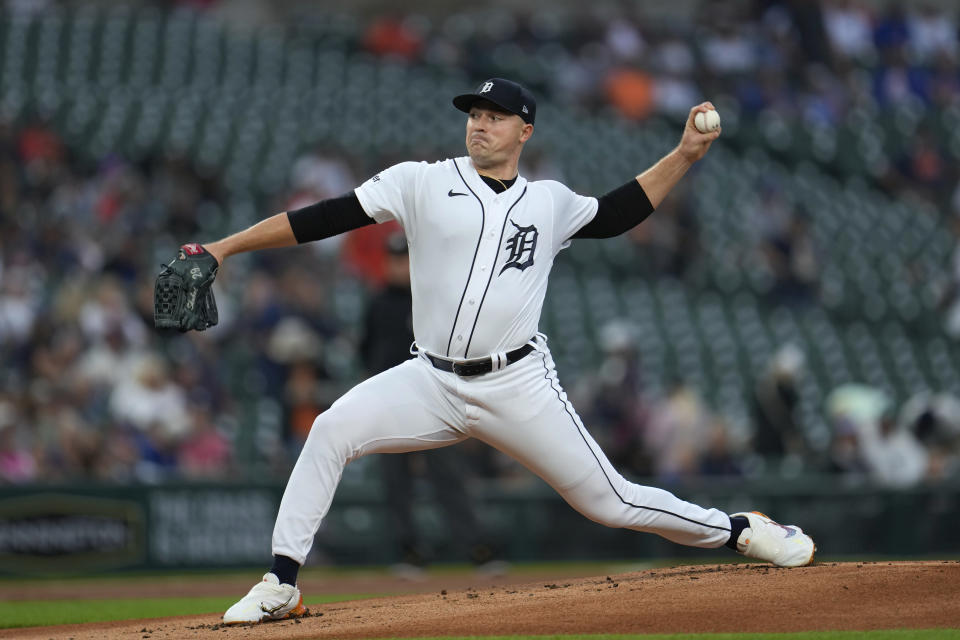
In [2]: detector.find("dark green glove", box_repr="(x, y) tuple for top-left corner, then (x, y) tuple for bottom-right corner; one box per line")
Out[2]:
(154, 243), (220, 332)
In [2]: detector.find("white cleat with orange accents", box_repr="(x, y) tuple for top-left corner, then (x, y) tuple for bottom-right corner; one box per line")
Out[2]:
(223, 573), (306, 624)
(731, 511), (816, 568)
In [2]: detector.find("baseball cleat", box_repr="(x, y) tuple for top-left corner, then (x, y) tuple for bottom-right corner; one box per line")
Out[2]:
(222, 572), (306, 624)
(731, 511), (816, 568)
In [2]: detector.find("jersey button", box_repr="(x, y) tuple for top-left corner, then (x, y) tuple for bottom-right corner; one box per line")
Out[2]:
(480, 265), (487, 271)
(457, 335), (463, 341)
(469, 299), (475, 305)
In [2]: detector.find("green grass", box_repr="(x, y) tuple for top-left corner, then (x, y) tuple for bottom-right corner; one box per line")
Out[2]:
(377, 634), (959, 639)
(0, 594), (369, 629)
(0, 559), (633, 586)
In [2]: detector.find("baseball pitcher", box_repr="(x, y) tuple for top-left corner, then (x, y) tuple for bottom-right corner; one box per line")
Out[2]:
(155, 78), (815, 624)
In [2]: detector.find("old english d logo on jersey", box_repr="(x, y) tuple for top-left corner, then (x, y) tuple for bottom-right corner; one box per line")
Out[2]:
(500, 220), (538, 275)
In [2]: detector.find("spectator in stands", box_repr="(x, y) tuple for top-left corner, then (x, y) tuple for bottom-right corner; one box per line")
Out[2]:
(604, 13), (646, 64)
(929, 52), (960, 108)
(625, 190), (698, 278)
(650, 37), (700, 119)
(283, 359), (328, 448)
(0, 399), (36, 483)
(17, 115), (64, 187)
(905, 3), (957, 64)
(109, 354), (189, 438)
(701, 19), (759, 77)
(93, 423), (139, 482)
(72, 322), (142, 392)
(821, 0), (876, 66)
(363, 13), (424, 61)
(771, 212), (820, 305)
(178, 401), (233, 479)
(940, 214), (960, 338)
(894, 128), (950, 197)
(872, 3), (910, 58)
(826, 384), (929, 487)
(699, 420), (743, 477)
(78, 276), (148, 347)
(0, 267), (40, 346)
(340, 220), (404, 288)
(827, 417), (867, 476)
(288, 148), (357, 214)
(644, 377), (714, 482)
(872, 34), (932, 108)
(578, 319), (649, 476)
(264, 315), (337, 448)
(799, 63), (849, 128)
(604, 66), (656, 121)
(899, 391), (960, 480)
(752, 344), (809, 464)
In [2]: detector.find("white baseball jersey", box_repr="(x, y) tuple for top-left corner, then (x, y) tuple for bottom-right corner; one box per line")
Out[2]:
(354, 157), (598, 359)
(271, 155), (734, 566)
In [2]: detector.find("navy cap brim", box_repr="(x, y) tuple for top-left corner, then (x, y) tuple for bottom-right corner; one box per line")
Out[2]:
(453, 93), (515, 116)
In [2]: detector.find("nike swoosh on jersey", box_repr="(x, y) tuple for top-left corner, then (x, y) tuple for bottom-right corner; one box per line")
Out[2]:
(448, 189), (468, 197)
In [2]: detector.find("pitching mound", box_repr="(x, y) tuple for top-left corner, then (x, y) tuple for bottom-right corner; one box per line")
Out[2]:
(4, 561), (959, 639)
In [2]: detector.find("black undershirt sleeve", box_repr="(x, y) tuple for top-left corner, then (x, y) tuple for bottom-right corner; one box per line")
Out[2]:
(286, 191), (375, 243)
(571, 179), (655, 239)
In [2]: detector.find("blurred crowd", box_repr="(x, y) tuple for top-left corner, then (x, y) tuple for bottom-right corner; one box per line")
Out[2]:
(0, 115), (227, 483)
(354, 0), (960, 205)
(574, 328), (960, 488)
(2, 0), (960, 488)
(0, 114), (360, 484)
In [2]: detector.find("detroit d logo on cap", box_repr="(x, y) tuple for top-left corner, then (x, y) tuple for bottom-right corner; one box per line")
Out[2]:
(480, 82), (494, 93)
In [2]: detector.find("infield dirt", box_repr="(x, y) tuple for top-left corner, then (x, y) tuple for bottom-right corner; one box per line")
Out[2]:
(2, 561), (958, 639)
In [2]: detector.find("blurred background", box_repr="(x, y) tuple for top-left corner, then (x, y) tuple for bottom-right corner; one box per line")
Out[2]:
(0, 0), (959, 574)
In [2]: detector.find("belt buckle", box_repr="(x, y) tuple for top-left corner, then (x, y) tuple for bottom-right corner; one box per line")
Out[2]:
(453, 359), (489, 377)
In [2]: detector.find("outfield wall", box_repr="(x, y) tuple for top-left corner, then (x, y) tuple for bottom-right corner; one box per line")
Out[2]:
(0, 477), (957, 574)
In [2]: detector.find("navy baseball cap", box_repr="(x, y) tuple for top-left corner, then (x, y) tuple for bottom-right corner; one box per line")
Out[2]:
(453, 78), (536, 125)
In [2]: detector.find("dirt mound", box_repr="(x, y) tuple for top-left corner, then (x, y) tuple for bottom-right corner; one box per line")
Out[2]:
(4, 561), (959, 639)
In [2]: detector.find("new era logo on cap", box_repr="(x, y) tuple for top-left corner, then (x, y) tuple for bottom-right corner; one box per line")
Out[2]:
(453, 77), (536, 125)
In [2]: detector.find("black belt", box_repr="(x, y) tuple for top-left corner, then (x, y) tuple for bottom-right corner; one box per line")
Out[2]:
(423, 343), (535, 377)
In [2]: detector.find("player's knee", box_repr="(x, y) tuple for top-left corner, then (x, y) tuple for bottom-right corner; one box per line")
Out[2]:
(587, 506), (634, 529)
(561, 479), (641, 529)
(303, 405), (386, 465)
(563, 490), (627, 528)
(302, 412), (350, 459)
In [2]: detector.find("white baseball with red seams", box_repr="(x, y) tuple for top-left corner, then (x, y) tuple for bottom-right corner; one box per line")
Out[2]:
(694, 109), (721, 133)
(270, 156), (733, 565)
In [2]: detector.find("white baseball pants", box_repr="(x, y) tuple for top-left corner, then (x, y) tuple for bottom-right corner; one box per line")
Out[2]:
(272, 339), (732, 564)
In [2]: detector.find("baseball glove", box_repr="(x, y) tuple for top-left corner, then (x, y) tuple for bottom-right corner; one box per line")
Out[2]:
(154, 243), (220, 332)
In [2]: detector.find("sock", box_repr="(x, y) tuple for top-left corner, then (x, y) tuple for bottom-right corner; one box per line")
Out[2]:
(270, 554), (300, 586)
(725, 515), (749, 551)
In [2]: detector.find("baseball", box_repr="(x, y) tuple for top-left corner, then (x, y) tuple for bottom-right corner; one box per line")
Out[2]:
(694, 109), (721, 133)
